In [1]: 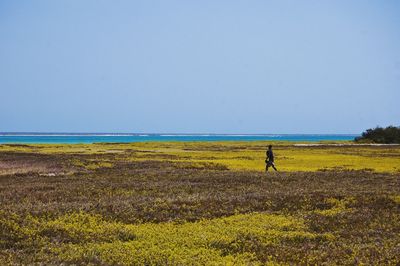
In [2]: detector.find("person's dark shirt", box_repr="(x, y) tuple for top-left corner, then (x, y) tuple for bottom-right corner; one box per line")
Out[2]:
(266, 149), (274, 162)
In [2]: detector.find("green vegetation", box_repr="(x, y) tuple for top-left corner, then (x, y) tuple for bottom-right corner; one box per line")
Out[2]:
(0, 142), (399, 264)
(355, 125), (400, 144)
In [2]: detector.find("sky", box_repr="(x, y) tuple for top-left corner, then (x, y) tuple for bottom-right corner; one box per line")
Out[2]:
(0, 1), (399, 134)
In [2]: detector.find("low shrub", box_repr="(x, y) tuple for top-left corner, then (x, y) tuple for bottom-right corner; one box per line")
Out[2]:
(355, 126), (400, 144)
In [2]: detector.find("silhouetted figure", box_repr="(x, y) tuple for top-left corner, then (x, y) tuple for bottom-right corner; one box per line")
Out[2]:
(265, 145), (277, 171)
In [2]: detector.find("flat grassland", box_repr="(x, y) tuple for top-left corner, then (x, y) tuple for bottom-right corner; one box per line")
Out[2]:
(0, 142), (399, 265)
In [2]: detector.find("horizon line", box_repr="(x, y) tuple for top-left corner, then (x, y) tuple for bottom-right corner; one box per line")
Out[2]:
(0, 132), (360, 136)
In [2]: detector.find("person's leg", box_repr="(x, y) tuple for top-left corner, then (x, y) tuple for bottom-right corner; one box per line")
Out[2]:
(271, 162), (277, 171)
(266, 161), (272, 172)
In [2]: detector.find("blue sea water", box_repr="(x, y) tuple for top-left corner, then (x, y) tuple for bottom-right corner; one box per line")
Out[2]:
(0, 134), (358, 144)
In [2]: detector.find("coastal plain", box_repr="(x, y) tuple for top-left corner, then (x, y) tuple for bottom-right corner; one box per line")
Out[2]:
(0, 142), (399, 264)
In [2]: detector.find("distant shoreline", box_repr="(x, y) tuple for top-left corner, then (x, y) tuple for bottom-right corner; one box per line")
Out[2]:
(0, 133), (360, 136)
(0, 134), (359, 144)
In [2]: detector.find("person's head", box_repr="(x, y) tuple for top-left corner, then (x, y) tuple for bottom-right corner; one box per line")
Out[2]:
(268, 145), (272, 150)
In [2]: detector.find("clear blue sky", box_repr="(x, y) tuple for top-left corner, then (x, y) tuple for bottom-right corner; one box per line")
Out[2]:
(1, 1), (399, 134)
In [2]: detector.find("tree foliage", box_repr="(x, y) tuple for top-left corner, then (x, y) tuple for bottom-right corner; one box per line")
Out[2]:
(355, 126), (400, 144)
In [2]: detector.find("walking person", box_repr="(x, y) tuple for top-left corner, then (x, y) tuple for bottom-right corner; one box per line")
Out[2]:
(265, 145), (277, 172)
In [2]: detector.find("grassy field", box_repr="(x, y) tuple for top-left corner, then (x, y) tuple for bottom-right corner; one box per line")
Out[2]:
(0, 141), (399, 265)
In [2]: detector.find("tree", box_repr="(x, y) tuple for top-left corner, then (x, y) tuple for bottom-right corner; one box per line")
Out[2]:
(355, 126), (400, 144)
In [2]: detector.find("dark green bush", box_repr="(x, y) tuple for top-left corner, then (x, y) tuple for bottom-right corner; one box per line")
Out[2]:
(355, 126), (400, 144)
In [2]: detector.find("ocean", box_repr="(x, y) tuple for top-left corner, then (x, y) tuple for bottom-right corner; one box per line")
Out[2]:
(0, 133), (358, 144)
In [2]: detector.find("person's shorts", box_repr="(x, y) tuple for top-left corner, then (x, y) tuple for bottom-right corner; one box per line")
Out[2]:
(266, 160), (275, 166)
